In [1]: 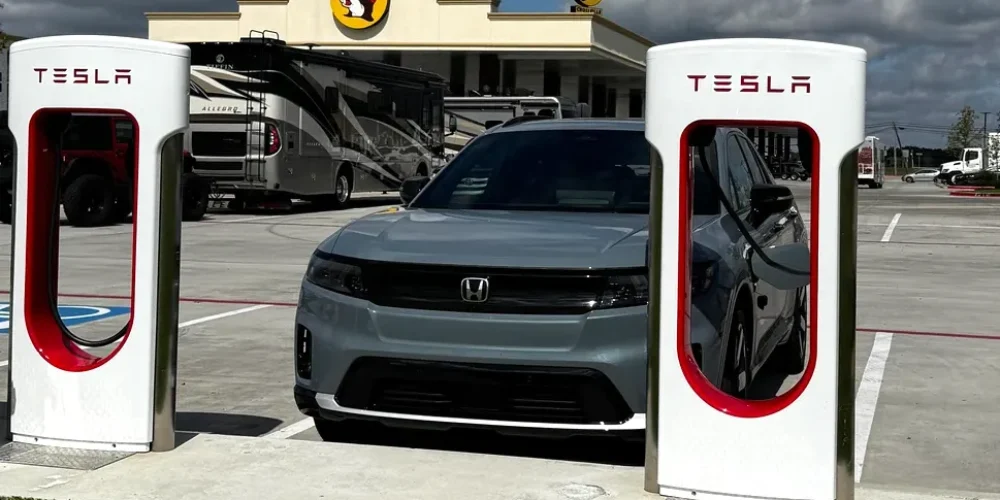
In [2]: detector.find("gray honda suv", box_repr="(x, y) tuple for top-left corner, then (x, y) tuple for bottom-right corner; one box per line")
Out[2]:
(293, 118), (808, 441)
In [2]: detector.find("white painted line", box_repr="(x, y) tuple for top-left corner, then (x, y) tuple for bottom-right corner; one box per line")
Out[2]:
(880, 213), (902, 242)
(262, 417), (315, 439)
(0, 360), (8, 368)
(855, 331), (893, 483)
(209, 215), (280, 224)
(178, 304), (272, 329)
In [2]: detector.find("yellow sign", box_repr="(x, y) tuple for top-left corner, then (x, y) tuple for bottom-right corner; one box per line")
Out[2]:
(331, 0), (389, 30)
(571, 0), (602, 13)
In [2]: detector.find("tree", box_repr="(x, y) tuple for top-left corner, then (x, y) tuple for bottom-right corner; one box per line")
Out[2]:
(946, 105), (978, 156)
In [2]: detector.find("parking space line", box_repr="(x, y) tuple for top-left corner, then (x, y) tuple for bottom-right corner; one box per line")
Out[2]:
(262, 417), (315, 439)
(0, 360), (7, 368)
(178, 304), (272, 329)
(855, 331), (893, 483)
(880, 213), (902, 242)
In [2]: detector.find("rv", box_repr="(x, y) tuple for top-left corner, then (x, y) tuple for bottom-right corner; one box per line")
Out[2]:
(443, 96), (588, 159)
(857, 135), (885, 189)
(184, 36), (452, 209)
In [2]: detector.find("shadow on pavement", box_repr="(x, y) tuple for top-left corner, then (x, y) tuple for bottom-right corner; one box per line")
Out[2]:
(176, 412), (282, 437)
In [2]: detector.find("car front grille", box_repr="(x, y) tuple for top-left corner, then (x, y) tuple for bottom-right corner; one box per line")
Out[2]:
(361, 261), (626, 315)
(335, 357), (634, 425)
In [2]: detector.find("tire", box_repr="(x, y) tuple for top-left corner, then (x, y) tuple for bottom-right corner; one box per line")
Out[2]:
(772, 287), (807, 375)
(0, 189), (12, 225)
(318, 164), (354, 210)
(181, 173), (209, 221)
(313, 418), (380, 443)
(63, 173), (116, 227)
(904, 177), (914, 183)
(948, 172), (961, 185)
(721, 307), (753, 398)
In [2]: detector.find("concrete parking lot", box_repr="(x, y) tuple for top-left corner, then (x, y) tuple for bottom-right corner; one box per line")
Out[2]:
(1, 178), (999, 494)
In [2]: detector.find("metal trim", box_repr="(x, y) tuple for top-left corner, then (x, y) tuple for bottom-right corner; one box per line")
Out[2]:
(3, 135), (18, 443)
(150, 133), (184, 452)
(313, 392), (647, 431)
(643, 146), (664, 492)
(835, 149), (860, 499)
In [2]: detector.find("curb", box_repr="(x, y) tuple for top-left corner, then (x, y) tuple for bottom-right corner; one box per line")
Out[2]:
(948, 191), (1000, 197)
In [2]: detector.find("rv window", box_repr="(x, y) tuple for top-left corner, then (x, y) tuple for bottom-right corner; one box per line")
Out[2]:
(325, 87), (340, 111)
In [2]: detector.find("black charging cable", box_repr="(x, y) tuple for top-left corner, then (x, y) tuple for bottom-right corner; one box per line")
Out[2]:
(46, 119), (129, 348)
(695, 145), (810, 277)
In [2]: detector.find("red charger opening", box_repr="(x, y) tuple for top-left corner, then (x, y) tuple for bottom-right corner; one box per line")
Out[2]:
(677, 120), (820, 418)
(23, 108), (139, 372)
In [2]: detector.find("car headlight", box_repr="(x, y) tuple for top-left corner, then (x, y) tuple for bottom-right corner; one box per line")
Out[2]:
(596, 274), (649, 309)
(305, 252), (367, 298)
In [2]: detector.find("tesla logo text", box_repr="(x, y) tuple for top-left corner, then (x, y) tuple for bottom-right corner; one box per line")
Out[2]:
(687, 75), (811, 93)
(34, 68), (132, 85)
(460, 277), (489, 303)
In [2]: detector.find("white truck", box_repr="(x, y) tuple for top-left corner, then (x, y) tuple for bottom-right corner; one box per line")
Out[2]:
(937, 132), (1000, 184)
(857, 136), (885, 188)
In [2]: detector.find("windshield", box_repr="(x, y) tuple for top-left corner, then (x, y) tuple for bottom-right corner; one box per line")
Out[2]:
(409, 128), (651, 213)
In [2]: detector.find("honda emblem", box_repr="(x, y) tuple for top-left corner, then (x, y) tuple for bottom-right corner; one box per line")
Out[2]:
(460, 277), (489, 303)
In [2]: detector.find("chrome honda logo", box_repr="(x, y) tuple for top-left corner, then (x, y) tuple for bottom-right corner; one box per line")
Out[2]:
(460, 277), (489, 303)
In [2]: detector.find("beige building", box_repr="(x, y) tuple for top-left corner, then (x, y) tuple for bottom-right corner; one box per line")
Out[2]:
(146, 0), (650, 118)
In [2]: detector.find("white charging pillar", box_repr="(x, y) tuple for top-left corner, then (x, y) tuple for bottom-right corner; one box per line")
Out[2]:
(643, 39), (866, 500)
(4, 36), (189, 452)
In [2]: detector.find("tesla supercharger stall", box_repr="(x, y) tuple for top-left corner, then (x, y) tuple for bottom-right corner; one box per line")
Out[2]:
(3, 36), (189, 453)
(643, 39), (866, 500)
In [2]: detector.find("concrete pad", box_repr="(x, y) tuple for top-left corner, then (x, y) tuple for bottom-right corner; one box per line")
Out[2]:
(862, 334), (1000, 492)
(1, 433), (999, 500)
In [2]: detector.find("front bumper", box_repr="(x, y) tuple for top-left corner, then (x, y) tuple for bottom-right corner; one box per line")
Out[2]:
(294, 280), (723, 435)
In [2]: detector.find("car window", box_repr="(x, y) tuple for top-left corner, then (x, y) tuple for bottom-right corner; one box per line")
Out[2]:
(736, 136), (772, 184)
(725, 135), (753, 211)
(411, 129), (649, 213)
(62, 117), (112, 150)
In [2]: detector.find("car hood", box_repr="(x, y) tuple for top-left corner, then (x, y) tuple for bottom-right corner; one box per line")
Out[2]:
(941, 161), (964, 169)
(323, 208), (668, 269)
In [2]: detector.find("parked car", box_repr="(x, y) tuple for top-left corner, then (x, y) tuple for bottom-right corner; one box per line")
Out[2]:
(292, 119), (809, 442)
(902, 168), (940, 183)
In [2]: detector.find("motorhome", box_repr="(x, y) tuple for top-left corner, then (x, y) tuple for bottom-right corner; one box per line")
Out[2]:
(184, 35), (452, 210)
(857, 135), (885, 188)
(443, 96), (588, 158)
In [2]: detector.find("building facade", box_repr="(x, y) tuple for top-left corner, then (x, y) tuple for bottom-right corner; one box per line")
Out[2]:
(146, 0), (650, 118)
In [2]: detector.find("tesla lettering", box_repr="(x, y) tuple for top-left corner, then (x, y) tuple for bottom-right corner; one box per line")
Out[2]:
(34, 68), (132, 85)
(687, 74), (811, 93)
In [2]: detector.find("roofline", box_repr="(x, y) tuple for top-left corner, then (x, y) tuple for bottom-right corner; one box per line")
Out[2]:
(486, 12), (654, 48)
(145, 12), (242, 20)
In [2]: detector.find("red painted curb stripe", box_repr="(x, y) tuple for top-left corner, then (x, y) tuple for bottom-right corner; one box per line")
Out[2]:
(3, 291), (998, 341)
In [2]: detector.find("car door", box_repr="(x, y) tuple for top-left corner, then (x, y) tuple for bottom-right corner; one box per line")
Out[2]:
(737, 135), (799, 351)
(723, 133), (781, 353)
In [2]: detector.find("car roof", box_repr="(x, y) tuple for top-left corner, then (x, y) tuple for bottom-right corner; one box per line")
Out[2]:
(487, 118), (752, 140)
(487, 118), (645, 134)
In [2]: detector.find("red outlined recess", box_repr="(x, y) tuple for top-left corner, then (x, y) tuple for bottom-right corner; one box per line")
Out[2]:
(678, 120), (820, 418)
(23, 108), (139, 372)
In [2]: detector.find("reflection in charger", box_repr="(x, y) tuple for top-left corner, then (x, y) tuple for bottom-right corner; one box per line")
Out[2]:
(683, 124), (811, 400)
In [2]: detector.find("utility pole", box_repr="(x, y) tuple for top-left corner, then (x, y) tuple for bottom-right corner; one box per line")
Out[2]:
(984, 112), (991, 148)
(892, 121), (904, 175)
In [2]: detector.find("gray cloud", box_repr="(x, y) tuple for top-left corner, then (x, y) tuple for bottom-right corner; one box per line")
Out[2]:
(600, 0), (1000, 146)
(3, 0), (996, 146)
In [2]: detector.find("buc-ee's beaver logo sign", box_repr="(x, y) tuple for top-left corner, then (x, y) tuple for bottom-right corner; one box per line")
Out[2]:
(332, 0), (389, 30)
(574, 0), (602, 6)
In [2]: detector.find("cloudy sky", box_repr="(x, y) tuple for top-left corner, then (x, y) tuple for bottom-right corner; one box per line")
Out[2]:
(3, 0), (998, 147)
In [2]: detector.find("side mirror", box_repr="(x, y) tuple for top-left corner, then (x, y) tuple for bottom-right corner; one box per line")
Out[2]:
(400, 175), (430, 205)
(750, 183), (794, 217)
(448, 115), (458, 134)
(484, 120), (503, 130)
(749, 243), (810, 290)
